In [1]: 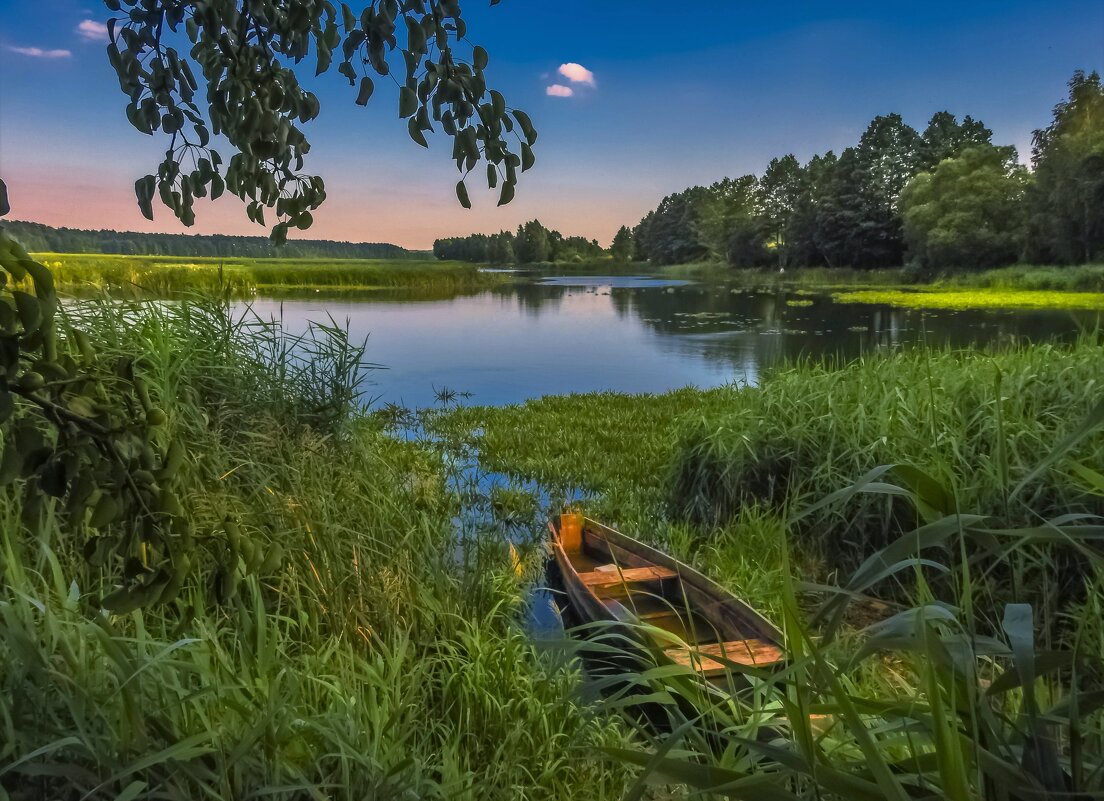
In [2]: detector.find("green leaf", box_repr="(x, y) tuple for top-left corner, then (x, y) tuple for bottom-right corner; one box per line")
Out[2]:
(497, 180), (515, 207)
(341, 3), (356, 32)
(513, 110), (537, 145)
(355, 76), (374, 106)
(407, 117), (428, 148)
(1012, 398), (1104, 500)
(456, 180), (471, 209)
(521, 143), (535, 172)
(0, 178), (9, 217)
(398, 86), (418, 118)
(472, 46), (488, 70)
(135, 175), (156, 221)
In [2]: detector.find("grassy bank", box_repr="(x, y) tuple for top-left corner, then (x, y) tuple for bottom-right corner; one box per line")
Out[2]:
(435, 339), (1104, 798)
(32, 252), (510, 296)
(0, 298), (640, 800)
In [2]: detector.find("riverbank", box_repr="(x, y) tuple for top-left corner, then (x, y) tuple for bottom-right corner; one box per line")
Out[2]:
(0, 297), (638, 801)
(430, 336), (1104, 795)
(31, 252), (510, 296)
(658, 260), (1104, 293)
(432, 337), (1104, 617)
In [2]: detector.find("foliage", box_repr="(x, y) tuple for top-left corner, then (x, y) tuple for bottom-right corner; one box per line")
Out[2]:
(0, 202), (202, 617)
(3, 218), (419, 260)
(1029, 70), (1104, 264)
(901, 145), (1031, 269)
(105, 0), (536, 242)
(610, 225), (634, 262)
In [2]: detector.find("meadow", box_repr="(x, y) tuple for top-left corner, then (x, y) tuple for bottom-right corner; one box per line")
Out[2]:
(31, 252), (509, 296)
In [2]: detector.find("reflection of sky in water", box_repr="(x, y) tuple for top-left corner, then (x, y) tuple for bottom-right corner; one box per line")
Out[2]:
(240, 278), (1095, 409)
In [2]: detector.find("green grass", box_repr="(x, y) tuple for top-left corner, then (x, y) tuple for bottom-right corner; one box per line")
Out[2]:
(32, 252), (510, 297)
(0, 298), (642, 801)
(834, 286), (1104, 310)
(434, 340), (1104, 799)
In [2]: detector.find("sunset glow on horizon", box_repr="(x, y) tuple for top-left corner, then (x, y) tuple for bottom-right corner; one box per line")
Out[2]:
(1, 0), (1100, 250)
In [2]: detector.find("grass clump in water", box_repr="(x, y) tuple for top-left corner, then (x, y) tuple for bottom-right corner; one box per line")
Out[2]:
(834, 286), (1104, 310)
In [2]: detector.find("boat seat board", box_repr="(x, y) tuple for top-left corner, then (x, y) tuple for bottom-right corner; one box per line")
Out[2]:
(578, 565), (677, 588)
(665, 639), (784, 675)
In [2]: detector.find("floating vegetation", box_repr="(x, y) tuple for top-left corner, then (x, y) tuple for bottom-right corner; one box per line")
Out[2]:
(834, 287), (1104, 310)
(785, 298), (814, 307)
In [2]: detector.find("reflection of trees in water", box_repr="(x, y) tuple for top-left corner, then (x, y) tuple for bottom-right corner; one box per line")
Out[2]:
(607, 285), (1095, 373)
(491, 282), (568, 317)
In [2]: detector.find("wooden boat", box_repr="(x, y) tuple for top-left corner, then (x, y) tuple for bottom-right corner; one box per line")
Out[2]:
(548, 514), (784, 683)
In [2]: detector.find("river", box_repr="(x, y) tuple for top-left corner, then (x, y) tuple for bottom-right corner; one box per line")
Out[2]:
(241, 274), (1098, 409)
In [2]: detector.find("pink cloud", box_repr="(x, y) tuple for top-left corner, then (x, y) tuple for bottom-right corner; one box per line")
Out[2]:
(558, 62), (595, 86)
(7, 46), (72, 59)
(76, 20), (109, 42)
(546, 84), (574, 98)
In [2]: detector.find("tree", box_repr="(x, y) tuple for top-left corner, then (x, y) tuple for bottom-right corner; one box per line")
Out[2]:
(514, 220), (552, 263)
(100, 0), (536, 243)
(918, 111), (994, 170)
(633, 187), (715, 264)
(758, 155), (802, 266)
(813, 115), (921, 268)
(901, 145), (1030, 269)
(487, 231), (516, 265)
(1030, 70), (1104, 263)
(786, 152), (838, 268)
(856, 113), (922, 213)
(610, 226), (634, 261)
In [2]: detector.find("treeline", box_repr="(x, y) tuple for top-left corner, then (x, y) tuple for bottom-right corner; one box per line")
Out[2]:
(4, 220), (419, 260)
(434, 220), (605, 264)
(631, 70), (1104, 271)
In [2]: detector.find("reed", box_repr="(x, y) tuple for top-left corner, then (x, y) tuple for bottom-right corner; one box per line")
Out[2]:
(0, 297), (637, 800)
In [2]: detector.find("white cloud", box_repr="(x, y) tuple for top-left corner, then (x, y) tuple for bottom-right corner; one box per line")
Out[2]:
(546, 84), (574, 98)
(558, 62), (595, 86)
(76, 19), (109, 41)
(7, 46), (72, 58)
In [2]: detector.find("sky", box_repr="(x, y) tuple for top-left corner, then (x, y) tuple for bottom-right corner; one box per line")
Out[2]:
(0, 1), (1101, 250)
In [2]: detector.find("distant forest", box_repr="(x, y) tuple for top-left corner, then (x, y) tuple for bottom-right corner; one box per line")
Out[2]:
(434, 220), (604, 264)
(5, 220), (419, 260)
(440, 70), (1103, 271)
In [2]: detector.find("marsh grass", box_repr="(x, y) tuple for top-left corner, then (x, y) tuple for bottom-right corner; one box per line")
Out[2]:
(0, 296), (643, 800)
(31, 252), (509, 297)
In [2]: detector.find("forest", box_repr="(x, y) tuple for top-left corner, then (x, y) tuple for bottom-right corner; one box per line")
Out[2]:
(433, 219), (605, 264)
(2, 219), (419, 260)
(437, 71), (1104, 273)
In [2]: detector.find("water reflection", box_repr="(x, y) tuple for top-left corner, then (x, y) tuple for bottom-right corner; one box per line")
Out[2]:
(240, 277), (1098, 408)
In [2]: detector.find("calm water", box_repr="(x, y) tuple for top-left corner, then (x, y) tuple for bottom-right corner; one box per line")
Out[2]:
(242, 276), (1098, 409)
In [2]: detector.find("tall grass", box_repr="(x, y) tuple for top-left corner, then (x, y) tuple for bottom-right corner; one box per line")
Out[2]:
(436, 337), (1104, 799)
(31, 253), (508, 297)
(0, 297), (638, 800)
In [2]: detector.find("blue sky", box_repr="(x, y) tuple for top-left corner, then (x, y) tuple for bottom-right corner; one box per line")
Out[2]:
(0, 0), (1100, 248)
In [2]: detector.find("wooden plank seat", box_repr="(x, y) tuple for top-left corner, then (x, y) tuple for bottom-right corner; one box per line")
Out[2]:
(665, 639), (784, 675)
(577, 565), (677, 589)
